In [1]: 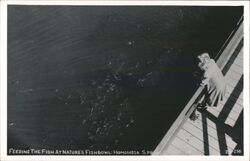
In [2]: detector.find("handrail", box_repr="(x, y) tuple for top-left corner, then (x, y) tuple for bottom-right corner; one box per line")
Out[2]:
(153, 18), (243, 155)
(215, 15), (243, 62)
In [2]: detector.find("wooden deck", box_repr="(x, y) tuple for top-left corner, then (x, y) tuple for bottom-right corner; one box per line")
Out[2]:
(153, 20), (243, 155)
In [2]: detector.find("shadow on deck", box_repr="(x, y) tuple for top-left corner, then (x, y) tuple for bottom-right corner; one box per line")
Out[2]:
(198, 75), (243, 155)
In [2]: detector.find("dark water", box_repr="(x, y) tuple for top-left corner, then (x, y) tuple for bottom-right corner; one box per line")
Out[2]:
(8, 6), (243, 154)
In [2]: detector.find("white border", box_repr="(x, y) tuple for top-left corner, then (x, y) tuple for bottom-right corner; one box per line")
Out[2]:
(0, 1), (249, 161)
(0, 0), (249, 6)
(243, 2), (250, 161)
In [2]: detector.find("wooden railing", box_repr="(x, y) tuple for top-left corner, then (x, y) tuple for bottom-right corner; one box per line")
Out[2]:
(153, 17), (243, 155)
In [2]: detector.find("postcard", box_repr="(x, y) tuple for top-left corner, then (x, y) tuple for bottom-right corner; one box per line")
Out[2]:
(0, 1), (249, 161)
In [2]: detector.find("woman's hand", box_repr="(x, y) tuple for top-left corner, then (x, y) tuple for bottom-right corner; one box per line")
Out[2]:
(200, 77), (208, 87)
(200, 81), (206, 87)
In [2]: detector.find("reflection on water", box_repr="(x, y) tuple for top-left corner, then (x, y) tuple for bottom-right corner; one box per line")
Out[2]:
(8, 6), (243, 154)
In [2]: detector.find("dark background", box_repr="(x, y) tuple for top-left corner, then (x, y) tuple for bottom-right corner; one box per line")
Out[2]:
(8, 5), (243, 154)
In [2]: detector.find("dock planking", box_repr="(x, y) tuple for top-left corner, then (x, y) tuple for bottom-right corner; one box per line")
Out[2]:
(177, 128), (220, 155)
(184, 119), (235, 151)
(170, 136), (203, 155)
(165, 144), (185, 155)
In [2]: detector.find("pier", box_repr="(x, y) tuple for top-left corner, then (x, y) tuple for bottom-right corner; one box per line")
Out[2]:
(153, 18), (243, 155)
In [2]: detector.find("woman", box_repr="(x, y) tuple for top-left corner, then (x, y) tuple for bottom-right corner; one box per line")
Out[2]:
(190, 53), (226, 120)
(198, 52), (226, 109)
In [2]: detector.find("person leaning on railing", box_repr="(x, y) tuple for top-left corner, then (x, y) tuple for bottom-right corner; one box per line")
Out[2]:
(190, 53), (226, 121)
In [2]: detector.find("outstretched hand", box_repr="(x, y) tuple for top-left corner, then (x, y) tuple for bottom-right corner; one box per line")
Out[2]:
(200, 82), (206, 87)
